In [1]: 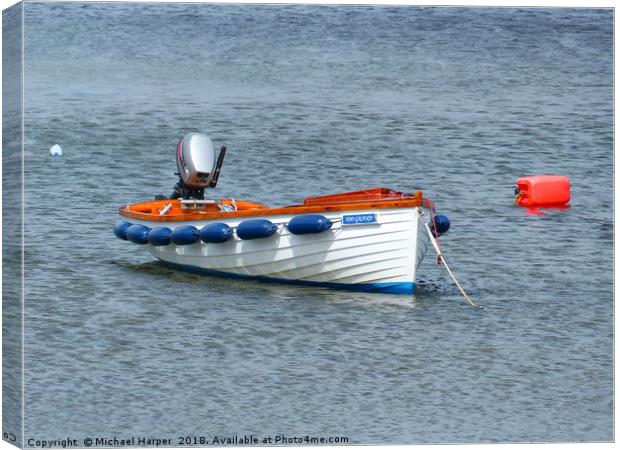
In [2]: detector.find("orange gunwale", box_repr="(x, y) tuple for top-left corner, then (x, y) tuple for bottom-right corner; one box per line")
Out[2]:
(119, 188), (432, 223)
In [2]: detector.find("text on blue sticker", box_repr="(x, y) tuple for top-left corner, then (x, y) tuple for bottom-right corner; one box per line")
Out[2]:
(342, 213), (378, 225)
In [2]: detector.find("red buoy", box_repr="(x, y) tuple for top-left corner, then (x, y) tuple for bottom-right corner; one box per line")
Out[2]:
(515, 175), (570, 208)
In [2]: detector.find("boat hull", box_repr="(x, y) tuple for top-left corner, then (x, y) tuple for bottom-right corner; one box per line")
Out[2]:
(129, 206), (430, 294)
(158, 261), (416, 294)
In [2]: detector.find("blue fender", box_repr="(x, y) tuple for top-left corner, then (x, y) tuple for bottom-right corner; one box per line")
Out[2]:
(171, 226), (199, 245)
(433, 214), (450, 237)
(200, 223), (233, 244)
(113, 220), (132, 240)
(236, 219), (278, 240)
(126, 224), (151, 244)
(287, 214), (333, 235)
(148, 227), (172, 246)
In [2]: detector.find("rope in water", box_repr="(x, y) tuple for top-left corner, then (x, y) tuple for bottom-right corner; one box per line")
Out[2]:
(423, 221), (477, 307)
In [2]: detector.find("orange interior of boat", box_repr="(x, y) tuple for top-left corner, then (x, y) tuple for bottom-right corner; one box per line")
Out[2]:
(120, 187), (428, 222)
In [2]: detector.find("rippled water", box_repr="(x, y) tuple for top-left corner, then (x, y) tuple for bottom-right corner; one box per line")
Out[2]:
(13, 3), (614, 444)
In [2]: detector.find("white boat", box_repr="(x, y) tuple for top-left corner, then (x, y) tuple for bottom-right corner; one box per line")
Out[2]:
(114, 188), (449, 294)
(113, 133), (450, 294)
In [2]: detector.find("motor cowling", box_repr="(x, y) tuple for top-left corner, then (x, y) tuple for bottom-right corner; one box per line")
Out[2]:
(176, 133), (217, 189)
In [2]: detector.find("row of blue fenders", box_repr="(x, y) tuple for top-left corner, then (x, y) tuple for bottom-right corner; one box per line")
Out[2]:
(113, 215), (335, 246)
(113, 213), (450, 247)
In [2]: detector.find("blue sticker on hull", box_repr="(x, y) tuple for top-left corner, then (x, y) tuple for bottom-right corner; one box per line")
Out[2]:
(342, 213), (378, 226)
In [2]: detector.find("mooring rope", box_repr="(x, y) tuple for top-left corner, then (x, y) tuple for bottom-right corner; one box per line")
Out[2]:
(423, 221), (477, 307)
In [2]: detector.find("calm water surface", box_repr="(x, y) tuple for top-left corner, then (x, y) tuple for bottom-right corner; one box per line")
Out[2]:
(15, 3), (614, 444)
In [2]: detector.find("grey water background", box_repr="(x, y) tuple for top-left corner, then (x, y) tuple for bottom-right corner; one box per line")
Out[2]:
(17, 3), (612, 444)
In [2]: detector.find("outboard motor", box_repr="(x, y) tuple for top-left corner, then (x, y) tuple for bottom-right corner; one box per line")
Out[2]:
(163, 132), (226, 199)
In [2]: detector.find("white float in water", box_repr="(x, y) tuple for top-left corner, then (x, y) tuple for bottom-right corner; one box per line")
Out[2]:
(50, 144), (63, 157)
